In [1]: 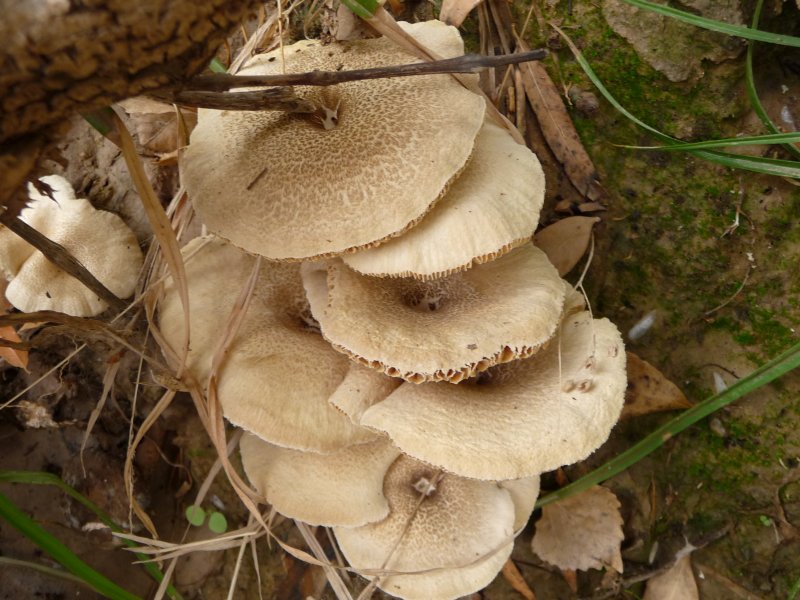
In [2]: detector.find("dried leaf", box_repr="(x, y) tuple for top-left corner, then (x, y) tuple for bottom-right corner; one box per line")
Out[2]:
(531, 485), (624, 573)
(440, 0), (485, 27)
(644, 556), (699, 600)
(0, 325), (28, 369)
(518, 59), (604, 200)
(622, 353), (691, 419)
(534, 216), (600, 276)
(502, 559), (536, 600)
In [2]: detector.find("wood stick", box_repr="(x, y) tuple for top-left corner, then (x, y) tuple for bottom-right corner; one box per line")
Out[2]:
(184, 49), (547, 91)
(0, 213), (127, 313)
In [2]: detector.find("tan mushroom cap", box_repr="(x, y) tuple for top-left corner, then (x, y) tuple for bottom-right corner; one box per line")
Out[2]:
(0, 175), (142, 317)
(334, 455), (516, 600)
(359, 312), (627, 479)
(182, 21), (485, 261)
(303, 243), (566, 383)
(158, 236), (374, 453)
(343, 120), (545, 280)
(240, 433), (400, 527)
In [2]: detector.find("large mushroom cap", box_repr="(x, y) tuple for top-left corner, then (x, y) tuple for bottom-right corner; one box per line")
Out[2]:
(158, 236), (373, 453)
(303, 243), (566, 383)
(240, 434), (400, 527)
(343, 120), (545, 280)
(0, 175), (143, 317)
(359, 312), (627, 479)
(334, 455), (518, 600)
(182, 21), (485, 261)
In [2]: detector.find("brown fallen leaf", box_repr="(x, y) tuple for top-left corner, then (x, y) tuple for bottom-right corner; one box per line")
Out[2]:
(644, 555), (699, 600)
(531, 485), (624, 573)
(502, 559), (536, 600)
(518, 57), (604, 201)
(119, 97), (198, 156)
(534, 216), (600, 276)
(622, 353), (691, 419)
(440, 0), (484, 26)
(0, 325), (28, 369)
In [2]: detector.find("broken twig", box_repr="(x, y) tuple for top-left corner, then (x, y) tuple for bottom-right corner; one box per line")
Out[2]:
(184, 49), (547, 91)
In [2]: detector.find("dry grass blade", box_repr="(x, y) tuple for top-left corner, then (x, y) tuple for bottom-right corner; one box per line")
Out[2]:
(230, 11), (280, 73)
(80, 358), (122, 476)
(112, 109), (190, 377)
(124, 388), (176, 537)
(296, 522), (353, 600)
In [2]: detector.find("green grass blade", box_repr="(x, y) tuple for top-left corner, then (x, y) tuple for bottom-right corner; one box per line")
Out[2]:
(0, 556), (92, 589)
(536, 340), (800, 508)
(0, 471), (184, 600)
(789, 572), (800, 600)
(690, 150), (800, 178)
(0, 492), (141, 600)
(621, 132), (800, 151)
(621, 0), (800, 47)
(745, 0), (800, 160)
(557, 26), (800, 178)
(208, 58), (227, 74)
(340, 0), (378, 19)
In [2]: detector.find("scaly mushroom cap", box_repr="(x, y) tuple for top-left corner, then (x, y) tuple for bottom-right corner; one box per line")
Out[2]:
(182, 21), (485, 261)
(0, 175), (142, 317)
(343, 120), (545, 280)
(334, 455), (521, 600)
(359, 312), (627, 479)
(302, 243), (566, 383)
(158, 236), (373, 452)
(240, 434), (400, 527)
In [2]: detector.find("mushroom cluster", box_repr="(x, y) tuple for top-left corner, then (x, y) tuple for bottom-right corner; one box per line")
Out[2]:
(161, 20), (627, 600)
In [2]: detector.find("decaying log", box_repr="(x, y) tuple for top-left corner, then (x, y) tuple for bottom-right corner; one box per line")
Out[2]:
(0, 0), (263, 146)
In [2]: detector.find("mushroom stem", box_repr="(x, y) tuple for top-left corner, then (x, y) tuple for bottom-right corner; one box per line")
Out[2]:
(0, 212), (127, 313)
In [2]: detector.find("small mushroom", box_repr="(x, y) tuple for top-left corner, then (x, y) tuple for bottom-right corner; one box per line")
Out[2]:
(302, 243), (566, 383)
(334, 455), (534, 600)
(0, 175), (143, 317)
(358, 312), (627, 479)
(240, 433), (400, 527)
(182, 21), (485, 261)
(158, 236), (373, 452)
(343, 120), (545, 280)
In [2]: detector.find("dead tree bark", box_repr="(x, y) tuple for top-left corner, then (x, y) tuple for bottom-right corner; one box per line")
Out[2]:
(0, 0), (262, 146)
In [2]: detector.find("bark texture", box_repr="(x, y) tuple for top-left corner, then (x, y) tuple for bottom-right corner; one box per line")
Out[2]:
(0, 0), (262, 145)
